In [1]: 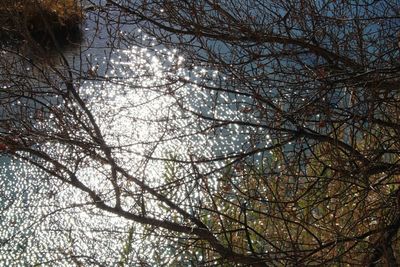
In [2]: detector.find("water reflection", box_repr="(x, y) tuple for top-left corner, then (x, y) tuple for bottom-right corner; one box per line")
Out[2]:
(0, 12), (271, 265)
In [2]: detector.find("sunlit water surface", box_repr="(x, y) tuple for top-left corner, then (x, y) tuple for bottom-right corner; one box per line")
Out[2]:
(0, 27), (270, 266)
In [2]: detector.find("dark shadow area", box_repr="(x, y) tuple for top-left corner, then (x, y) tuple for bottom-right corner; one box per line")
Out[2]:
(0, 0), (83, 51)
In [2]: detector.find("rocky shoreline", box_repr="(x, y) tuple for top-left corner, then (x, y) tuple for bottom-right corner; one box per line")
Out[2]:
(0, 0), (83, 46)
